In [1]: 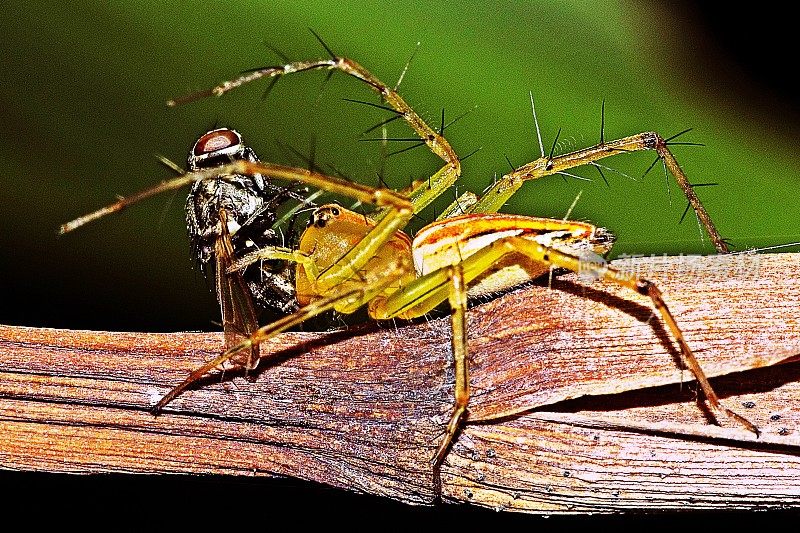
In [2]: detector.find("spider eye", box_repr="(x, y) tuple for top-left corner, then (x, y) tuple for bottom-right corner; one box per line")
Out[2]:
(193, 129), (242, 156)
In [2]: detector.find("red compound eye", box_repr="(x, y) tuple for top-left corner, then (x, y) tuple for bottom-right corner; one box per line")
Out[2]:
(193, 129), (241, 156)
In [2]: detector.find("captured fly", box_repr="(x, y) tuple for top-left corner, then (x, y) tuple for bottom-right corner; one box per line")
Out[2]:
(60, 127), (314, 368)
(185, 128), (308, 316)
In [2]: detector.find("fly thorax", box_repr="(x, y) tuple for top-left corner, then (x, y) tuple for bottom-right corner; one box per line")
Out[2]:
(185, 177), (274, 264)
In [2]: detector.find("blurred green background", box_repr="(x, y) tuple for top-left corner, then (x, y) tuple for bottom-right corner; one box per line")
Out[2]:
(1, 0), (799, 522)
(2, 1), (798, 332)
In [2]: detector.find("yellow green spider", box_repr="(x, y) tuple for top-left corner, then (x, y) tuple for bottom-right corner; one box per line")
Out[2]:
(61, 50), (754, 468)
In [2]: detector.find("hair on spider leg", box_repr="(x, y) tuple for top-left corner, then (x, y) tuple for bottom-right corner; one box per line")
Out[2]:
(591, 161), (637, 183)
(663, 129), (706, 149)
(556, 170), (592, 183)
(590, 163), (610, 187)
(528, 91), (546, 158)
(387, 141), (426, 157)
(562, 190), (584, 221)
(308, 28), (337, 61)
(361, 114), (404, 136)
(444, 106), (477, 133)
(460, 146), (482, 163)
(663, 128), (695, 143)
(324, 161), (354, 181)
(297, 32), (341, 99)
(600, 99), (606, 146)
(526, 103), (577, 180)
(594, 101), (636, 157)
(503, 154), (516, 172)
(240, 40), (291, 76)
(260, 77), (280, 101)
(662, 158), (673, 206)
(344, 98), (405, 116)
(729, 241), (800, 254)
(273, 139), (319, 174)
(314, 69), (337, 99)
(260, 41), (291, 64)
(372, 170), (392, 190)
(556, 135), (581, 154)
(678, 183), (720, 224)
(640, 155), (661, 180)
(394, 41), (420, 91)
(666, 140), (706, 148)
(547, 127), (562, 165)
(720, 237), (737, 251)
(478, 172), (499, 197)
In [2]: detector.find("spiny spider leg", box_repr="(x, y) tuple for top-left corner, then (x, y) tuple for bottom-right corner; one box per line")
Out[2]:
(467, 132), (729, 253)
(169, 46), (728, 252)
(169, 55), (462, 217)
(364, 222), (756, 463)
(152, 253), (412, 413)
(58, 171), (200, 234)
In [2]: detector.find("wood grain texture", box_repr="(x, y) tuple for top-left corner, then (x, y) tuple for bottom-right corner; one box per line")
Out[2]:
(1, 253), (799, 513)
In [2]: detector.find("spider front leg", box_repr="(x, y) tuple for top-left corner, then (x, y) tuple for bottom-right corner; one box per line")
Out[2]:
(469, 132), (729, 253)
(151, 253), (412, 414)
(58, 172), (202, 234)
(169, 54), (462, 216)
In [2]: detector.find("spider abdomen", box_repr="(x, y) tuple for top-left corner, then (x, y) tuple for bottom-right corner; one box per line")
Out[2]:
(412, 213), (614, 299)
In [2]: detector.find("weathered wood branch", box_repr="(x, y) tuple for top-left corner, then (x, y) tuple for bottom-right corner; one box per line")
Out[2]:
(1, 253), (799, 513)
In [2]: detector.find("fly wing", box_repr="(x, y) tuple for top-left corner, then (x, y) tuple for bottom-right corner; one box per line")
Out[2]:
(215, 209), (260, 370)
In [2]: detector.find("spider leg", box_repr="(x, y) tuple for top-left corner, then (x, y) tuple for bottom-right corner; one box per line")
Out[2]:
(437, 191), (479, 220)
(58, 171), (200, 234)
(153, 253), (413, 413)
(468, 132), (729, 253)
(512, 238), (757, 434)
(469, 236), (755, 433)
(437, 264), (469, 467)
(371, 228), (756, 465)
(368, 263), (469, 467)
(229, 245), (319, 281)
(169, 56), (461, 217)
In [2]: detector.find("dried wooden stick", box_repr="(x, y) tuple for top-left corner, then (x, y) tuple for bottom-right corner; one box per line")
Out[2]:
(1, 253), (799, 513)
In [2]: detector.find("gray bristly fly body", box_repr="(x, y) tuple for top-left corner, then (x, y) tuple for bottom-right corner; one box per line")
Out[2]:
(186, 128), (308, 317)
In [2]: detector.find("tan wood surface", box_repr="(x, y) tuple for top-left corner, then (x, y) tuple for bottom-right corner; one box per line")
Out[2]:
(1, 253), (799, 513)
